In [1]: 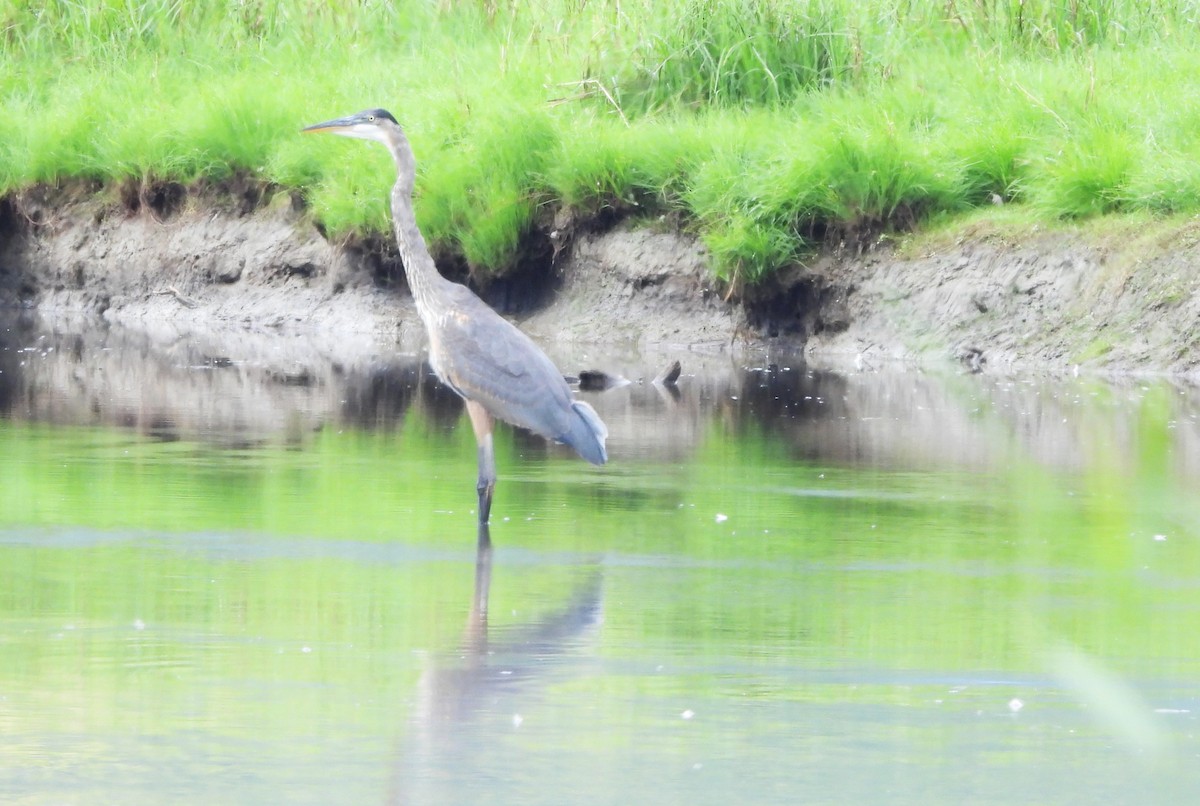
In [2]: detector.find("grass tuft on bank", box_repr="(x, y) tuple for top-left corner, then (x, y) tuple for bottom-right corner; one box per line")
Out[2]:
(5, 0), (1200, 284)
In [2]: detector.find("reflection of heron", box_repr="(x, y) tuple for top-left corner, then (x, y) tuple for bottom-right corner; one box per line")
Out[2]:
(389, 522), (606, 804)
(303, 109), (607, 524)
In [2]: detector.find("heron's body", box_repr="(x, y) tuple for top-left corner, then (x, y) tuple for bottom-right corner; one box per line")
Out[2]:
(424, 284), (607, 461)
(304, 109), (607, 523)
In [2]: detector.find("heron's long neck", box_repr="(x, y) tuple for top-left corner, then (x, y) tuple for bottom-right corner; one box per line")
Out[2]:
(387, 130), (446, 326)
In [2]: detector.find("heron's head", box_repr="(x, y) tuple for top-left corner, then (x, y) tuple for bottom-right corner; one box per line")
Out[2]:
(301, 108), (399, 145)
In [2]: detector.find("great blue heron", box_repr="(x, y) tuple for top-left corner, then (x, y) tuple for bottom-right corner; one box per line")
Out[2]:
(302, 109), (608, 524)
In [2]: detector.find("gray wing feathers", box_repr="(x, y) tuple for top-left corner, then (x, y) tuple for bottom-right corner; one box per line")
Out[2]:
(433, 286), (607, 463)
(563, 400), (608, 465)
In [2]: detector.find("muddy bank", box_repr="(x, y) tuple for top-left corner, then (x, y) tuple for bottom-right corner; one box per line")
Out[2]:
(0, 186), (420, 343)
(804, 220), (1200, 378)
(0, 186), (751, 356)
(2, 186), (1199, 378)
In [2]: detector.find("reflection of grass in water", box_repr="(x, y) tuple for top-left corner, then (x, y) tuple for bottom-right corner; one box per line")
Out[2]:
(1, 381), (1199, 724)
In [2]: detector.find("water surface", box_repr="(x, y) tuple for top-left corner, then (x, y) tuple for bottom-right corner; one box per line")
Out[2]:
(1, 315), (1199, 804)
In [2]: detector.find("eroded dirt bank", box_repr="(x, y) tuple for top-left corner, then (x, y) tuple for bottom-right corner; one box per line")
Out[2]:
(803, 221), (1200, 378)
(2, 186), (1199, 378)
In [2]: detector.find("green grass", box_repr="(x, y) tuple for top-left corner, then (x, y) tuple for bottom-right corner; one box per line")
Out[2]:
(5, 0), (1200, 284)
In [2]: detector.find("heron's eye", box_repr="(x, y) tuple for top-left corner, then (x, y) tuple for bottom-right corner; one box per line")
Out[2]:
(368, 115), (375, 121)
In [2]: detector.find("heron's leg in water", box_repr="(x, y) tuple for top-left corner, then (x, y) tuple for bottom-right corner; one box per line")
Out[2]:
(465, 400), (496, 524)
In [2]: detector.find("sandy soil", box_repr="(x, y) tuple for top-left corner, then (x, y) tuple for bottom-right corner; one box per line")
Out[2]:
(2, 186), (1198, 379)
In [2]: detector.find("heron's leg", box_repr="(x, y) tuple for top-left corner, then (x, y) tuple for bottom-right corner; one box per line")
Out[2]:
(464, 400), (496, 524)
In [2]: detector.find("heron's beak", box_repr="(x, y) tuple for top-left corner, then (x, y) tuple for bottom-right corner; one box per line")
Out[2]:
(301, 115), (359, 135)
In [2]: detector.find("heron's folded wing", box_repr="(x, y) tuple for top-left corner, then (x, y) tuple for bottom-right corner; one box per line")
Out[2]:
(436, 286), (575, 437)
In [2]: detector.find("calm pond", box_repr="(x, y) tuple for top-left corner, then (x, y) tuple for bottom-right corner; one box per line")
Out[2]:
(1, 314), (1198, 805)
